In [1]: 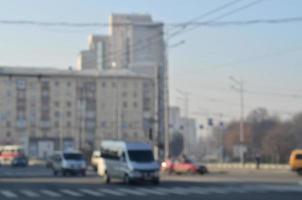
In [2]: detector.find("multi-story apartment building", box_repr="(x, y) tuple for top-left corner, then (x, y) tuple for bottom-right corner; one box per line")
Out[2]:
(0, 67), (155, 159)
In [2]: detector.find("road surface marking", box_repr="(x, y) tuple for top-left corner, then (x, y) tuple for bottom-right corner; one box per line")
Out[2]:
(156, 187), (187, 195)
(136, 188), (167, 196)
(187, 187), (212, 194)
(117, 188), (147, 196)
(98, 188), (125, 196)
(0, 190), (18, 198)
(223, 187), (249, 193)
(40, 190), (62, 197)
(60, 189), (83, 197)
(20, 190), (40, 197)
(80, 189), (104, 196)
(267, 185), (302, 192)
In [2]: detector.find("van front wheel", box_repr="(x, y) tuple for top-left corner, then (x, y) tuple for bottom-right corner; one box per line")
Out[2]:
(123, 174), (131, 185)
(103, 172), (111, 184)
(297, 169), (302, 176)
(152, 178), (160, 185)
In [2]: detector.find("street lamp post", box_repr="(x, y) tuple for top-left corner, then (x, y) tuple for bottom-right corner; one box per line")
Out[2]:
(230, 76), (245, 164)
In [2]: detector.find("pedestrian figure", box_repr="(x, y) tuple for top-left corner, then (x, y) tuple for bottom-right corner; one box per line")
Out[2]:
(255, 154), (261, 170)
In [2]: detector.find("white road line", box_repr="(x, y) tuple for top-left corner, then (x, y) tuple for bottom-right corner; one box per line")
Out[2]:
(117, 188), (147, 196)
(40, 190), (62, 197)
(266, 185), (302, 192)
(98, 188), (125, 196)
(20, 190), (40, 197)
(187, 187), (212, 195)
(0, 190), (18, 198)
(80, 189), (104, 196)
(223, 187), (249, 193)
(156, 187), (187, 195)
(136, 188), (167, 196)
(241, 185), (270, 193)
(60, 189), (83, 197)
(204, 187), (231, 194)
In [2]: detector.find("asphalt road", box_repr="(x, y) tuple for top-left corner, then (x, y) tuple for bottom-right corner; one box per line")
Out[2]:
(0, 166), (302, 200)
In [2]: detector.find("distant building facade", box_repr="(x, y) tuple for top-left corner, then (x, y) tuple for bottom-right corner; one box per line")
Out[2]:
(0, 67), (155, 159)
(169, 106), (197, 155)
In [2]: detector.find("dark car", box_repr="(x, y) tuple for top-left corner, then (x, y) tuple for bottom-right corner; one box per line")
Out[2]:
(11, 156), (28, 167)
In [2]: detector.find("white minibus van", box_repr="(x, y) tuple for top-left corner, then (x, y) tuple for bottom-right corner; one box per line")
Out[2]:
(100, 140), (160, 185)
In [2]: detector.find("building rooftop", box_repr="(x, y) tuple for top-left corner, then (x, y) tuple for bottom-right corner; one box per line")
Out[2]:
(0, 66), (152, 79)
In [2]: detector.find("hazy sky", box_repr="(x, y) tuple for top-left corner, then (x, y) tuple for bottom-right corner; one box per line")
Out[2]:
(1, 0), (302, 126)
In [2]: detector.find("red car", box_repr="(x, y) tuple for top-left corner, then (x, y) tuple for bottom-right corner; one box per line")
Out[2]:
(161, 156), (208, 175)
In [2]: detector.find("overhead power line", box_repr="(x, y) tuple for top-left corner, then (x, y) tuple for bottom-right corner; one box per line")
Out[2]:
(2, 16), (302, 28)
(169, 16), (302, 27)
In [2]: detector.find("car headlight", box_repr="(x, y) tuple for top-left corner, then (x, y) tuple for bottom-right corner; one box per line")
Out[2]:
(161, 162), (167, 168)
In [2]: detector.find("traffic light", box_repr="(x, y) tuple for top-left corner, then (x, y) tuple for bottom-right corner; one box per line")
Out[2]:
(208, 118), (213, 126)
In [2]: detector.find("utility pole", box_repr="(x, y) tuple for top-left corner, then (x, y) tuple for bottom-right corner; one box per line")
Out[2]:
(176, 89), (190, 154)
(111, 62), (121, 140)
(230, 76), (245, 164)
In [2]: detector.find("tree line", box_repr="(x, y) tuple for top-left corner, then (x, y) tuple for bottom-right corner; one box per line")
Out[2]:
(223, 108), (302, 163)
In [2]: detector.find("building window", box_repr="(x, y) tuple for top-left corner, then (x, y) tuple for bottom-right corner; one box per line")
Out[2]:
(66, 111), (71, 117)
(102, 82), (106, 88)
(66, 101), (72, 107)
(54, 121), (59, 128)
(133, 82), (139, 88)
(54, 81), (60, 86)
(133, 102), (138, 108)
(123, 82), (128, 88)
(6, 121), (11, 128)
(67, 81), (71, 87)
(122, 92), (127, 97)
(41, 91), (49, 97)
(54, 101), (60, 107)
(123, 102), (128, 108)
(16, 79), (26, 90)
(67, 121), (71, 128)
(6, 131), (11, 137)
(133, 92), (138, 98)
(54, 111), (60, 118)
(30, 131), (36, 137)
(6, 90), (12, 97)
(101, 121), (107, 128)
(112, 82), (116, 88)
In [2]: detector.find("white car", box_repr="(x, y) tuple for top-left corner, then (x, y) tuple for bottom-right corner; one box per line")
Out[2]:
(50, 151), (87, 176)
(100, 140), (160, 185)
(91, 150), (101, 171)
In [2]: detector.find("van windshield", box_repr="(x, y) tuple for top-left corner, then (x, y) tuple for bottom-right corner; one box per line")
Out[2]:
(63, 153), (84, 160)
(296, 154), (302, 160)
(128, 150), (154, 163)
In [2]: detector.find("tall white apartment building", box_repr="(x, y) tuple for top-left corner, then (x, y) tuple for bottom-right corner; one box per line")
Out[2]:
(77, 14), (168, 159)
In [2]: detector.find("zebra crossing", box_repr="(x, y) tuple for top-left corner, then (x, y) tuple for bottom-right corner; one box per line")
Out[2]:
(0, 185), (301, 198)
